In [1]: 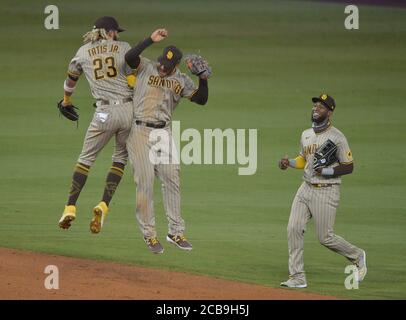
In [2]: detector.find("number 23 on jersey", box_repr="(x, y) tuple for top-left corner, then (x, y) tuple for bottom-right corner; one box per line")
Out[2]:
(93, 56), (117, 80)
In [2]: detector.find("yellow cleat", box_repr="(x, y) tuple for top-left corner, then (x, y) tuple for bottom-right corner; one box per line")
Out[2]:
(90, 201), (109, 234)
(58, 205), (76, 229)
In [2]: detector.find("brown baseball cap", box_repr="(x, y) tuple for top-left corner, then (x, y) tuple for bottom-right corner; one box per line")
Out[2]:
(312, 94), (336, 111)
(93, 16), (125, 32)
(158, 45), (183, 69)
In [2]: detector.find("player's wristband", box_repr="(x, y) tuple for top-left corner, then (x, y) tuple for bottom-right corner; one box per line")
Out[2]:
(288, 159), (296, 168)
(63, 95), (71, 105)
(321, 167), (334, 176)
(64, 80), (76, 93)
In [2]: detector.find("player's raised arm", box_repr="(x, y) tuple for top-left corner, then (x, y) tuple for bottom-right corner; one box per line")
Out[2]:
(183, 54), (212, 105)
(125, 28), (168, 69)
(190, 78), (208, 105)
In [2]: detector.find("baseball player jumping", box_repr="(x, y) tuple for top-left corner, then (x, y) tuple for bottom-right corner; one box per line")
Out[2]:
(278, 94), (367, 288)
(124, 29), (210, 253)
(58, 16), (134, 234)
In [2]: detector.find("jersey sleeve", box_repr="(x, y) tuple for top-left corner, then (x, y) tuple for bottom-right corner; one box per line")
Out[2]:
(122, 41), (131, 52)
(299, 133), (305, 157)
(181, 74), (198, 99)
(67, 48), (83, 78)
(336, 134), (354, 164)
(122, 42), (133, 75)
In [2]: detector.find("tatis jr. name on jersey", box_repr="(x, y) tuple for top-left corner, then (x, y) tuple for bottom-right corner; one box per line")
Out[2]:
(147, 75), (183, 95)
(88, 44), (120, 57)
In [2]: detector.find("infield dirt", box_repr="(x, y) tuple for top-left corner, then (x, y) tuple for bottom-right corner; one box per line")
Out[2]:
(0, 247), (336, 300)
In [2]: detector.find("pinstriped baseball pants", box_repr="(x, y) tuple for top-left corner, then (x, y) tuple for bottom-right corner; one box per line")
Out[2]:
(78, 101), (133, 166)
(287, 182), (363, 278)
(126, 124), (184, 239)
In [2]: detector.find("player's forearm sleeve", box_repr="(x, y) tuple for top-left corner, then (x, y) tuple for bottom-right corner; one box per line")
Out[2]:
(63, 78), (77, 104)
(333, 163), (354, 176)
(190, 79), (208, 105)
(125, 37), (154, 69)
(289, 155), (306, 169)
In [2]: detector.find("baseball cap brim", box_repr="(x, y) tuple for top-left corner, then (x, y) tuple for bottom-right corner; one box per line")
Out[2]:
(312, 97), (332, 110)
(158, 55), (177, 69)
(94, 16), (125, 33)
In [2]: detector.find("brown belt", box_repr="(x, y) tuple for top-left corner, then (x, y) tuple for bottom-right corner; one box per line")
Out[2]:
(135, 120), (166, 129)
(98, 97), (133, 106)
(310, 183), (338, 188)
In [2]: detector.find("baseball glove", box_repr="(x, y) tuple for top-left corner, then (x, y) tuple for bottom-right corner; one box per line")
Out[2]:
(313, 139), (338, 170)
(185, 54), (212, 79)
(57, 100), (79, 122)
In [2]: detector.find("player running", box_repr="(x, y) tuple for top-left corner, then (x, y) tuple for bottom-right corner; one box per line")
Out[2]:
(278, 94), (367, 288)
(58, 16), (134, 234)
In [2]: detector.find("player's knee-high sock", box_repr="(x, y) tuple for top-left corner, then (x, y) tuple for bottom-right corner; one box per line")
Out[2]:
(67, 163), (90, 206)
(101, 162), (125, 206)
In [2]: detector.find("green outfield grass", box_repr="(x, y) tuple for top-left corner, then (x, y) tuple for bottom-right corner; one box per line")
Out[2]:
(1, 0), (405, 299)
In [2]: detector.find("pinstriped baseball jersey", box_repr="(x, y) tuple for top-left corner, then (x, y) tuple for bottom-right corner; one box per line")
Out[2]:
(300, 125), (353, 184)
(68, 39), (133, 100)
(132, 57), (197, 122)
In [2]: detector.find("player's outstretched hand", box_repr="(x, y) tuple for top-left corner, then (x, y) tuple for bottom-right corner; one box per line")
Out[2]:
(151, 28), (168, 42)
(279, 155), (289, 170)
(185, 54), (212, 80)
